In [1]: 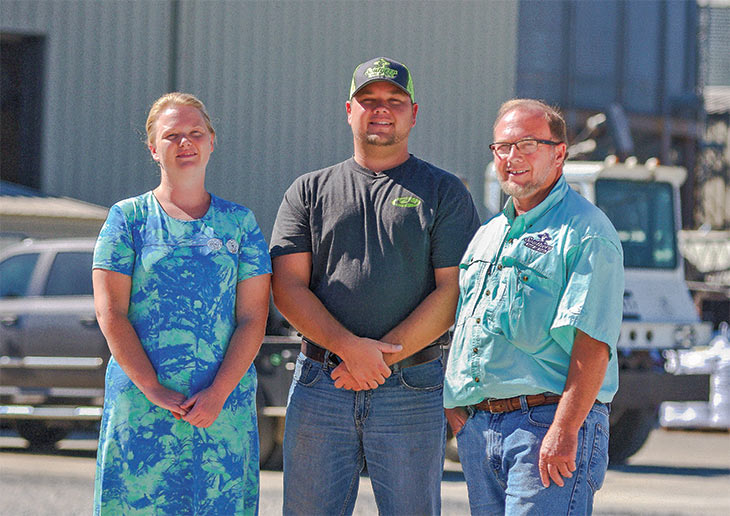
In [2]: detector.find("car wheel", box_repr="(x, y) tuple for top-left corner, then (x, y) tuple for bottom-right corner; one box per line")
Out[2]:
(15, 420), (69, 448)
(608, 407), (657, 465)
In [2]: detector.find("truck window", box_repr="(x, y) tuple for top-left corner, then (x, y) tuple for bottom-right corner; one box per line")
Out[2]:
(595, 179), (677, 269)
(44, 251), (94, 296)
(0, 252), (40, 297)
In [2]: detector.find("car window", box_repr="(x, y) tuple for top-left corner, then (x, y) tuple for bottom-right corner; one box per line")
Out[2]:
(44, 252), (94, 296)
(0, 253), (40, 297)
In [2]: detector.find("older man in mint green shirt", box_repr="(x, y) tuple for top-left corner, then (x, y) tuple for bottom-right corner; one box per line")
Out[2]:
(444, 173), (622, 405)
(444, 99), (624, 515)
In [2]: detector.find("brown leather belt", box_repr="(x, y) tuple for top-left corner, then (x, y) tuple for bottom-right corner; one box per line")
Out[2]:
(473, 393), (562, 414)
(302, 338), (442, 371)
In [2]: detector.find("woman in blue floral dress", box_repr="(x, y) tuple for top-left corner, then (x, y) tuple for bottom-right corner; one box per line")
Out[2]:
(92, 93), (271, 515)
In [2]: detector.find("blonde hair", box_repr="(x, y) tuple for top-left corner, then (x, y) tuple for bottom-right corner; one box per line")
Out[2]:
(145, 92), (215, 146)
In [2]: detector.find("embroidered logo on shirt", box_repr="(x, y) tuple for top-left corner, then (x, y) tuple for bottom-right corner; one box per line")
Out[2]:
(207, 238), (223, 251)
(522, 232), (553, 254)
(226, 239), (239, 254)
(392, 196), (422, 208)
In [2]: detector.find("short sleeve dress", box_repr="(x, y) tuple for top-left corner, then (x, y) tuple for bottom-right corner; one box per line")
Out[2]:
(92, 192), (271, 515)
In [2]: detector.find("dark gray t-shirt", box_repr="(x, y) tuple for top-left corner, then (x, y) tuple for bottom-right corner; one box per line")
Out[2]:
(270, 155), (481, 339)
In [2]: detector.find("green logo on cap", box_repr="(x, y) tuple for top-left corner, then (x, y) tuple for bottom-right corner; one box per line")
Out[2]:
(365, 58), (399, 80)
(392, 196), (422, 208)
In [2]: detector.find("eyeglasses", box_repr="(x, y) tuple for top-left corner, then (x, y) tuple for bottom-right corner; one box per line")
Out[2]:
(489, 138), (562, 158)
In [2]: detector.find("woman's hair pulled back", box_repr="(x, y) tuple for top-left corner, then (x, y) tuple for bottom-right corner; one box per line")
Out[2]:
(145, 92), (215, 146)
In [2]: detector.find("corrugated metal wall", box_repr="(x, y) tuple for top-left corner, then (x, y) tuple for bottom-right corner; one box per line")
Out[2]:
(705, 6), (730, 86)
(2, 0), (517, 235)
(1, 0), (173, 213)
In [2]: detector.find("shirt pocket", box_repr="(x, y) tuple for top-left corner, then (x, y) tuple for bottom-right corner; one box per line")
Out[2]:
(457, 256), (492, 325)
(504, 260), (561, 353)
(458, 256), (490, 295)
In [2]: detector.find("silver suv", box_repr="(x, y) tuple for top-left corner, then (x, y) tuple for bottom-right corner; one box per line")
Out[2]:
(0, 238), (301, 468)
(0, 238), (107, 446)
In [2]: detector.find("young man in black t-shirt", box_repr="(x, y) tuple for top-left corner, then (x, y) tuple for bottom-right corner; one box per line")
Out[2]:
(270, 57), (480, 516)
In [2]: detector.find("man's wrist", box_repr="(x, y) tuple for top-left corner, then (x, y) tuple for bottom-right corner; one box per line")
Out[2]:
(550, 411), (584, 435)
(326, 332), (360, 360)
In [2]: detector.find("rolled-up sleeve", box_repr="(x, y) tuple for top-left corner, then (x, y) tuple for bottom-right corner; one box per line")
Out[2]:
(551, 236), (624, 356)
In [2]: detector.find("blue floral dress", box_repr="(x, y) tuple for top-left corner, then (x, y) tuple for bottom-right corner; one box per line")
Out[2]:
(92, 192), (271, 515)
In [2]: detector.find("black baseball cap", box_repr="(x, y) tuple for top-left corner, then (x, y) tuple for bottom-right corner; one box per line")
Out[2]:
(349, 57), (415, 102)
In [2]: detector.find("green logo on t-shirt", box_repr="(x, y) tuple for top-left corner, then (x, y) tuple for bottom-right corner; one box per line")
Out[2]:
(392, 196), (422, 208)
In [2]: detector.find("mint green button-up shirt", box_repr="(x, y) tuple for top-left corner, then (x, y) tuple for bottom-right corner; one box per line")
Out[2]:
(444, 175), (624, 407)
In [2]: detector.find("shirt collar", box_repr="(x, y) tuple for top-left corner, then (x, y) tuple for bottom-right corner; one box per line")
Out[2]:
(502, 174), (570, 225)
(502, 174), (570, 233)
(349, 154), (414, 178)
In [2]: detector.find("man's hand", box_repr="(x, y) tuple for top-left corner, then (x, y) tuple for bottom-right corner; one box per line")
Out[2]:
(180, 387), (228, 428)
(330, 363), (364, 390)
(538, 423), (578, 487)
(539, 330), (610, 487)
(331, 338), (402, 390)
(444, 407), (470, 436)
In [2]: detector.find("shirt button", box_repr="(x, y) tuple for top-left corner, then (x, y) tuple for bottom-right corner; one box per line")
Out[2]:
(472, 347), (478, 353)
(523, 275), (529, 281)
(485, 289), (491, 296)
(497, 264), (503, 270)
(474, 377), (480, 383)
(476, 317), (481, 323)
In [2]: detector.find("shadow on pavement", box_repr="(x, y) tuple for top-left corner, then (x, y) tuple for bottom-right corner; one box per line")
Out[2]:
(442, 470), (466, 482)
(0, 429), (97, 458)
(609, 463), (730, 477)
(0, 443), (97, 459)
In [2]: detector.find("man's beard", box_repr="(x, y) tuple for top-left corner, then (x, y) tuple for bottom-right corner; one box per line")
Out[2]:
(365, 133), (397, 146)
(356, 126), (410, 147)
(497, 177), (541, 199)
(497, 159), (557, 200)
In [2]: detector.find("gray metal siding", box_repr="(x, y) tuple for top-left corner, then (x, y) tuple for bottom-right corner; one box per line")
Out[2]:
(2, 0), (172, 209)
(705, 6), (730, 86)
(3, 0), (517, 235)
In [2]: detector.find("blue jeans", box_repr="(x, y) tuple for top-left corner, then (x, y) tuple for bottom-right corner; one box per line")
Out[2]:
(456, 400), (610, 516)
(283, 352), (446, 516)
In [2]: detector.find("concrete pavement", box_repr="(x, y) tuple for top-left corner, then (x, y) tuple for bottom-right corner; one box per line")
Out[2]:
(1, 428), (728, 515)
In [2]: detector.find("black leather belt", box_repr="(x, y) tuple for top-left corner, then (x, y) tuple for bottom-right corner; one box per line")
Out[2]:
(302, 337), (442, 372)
